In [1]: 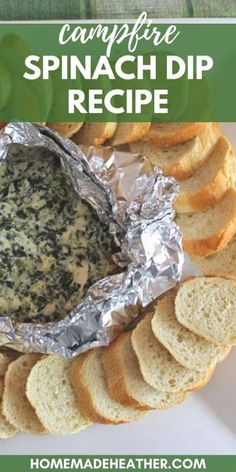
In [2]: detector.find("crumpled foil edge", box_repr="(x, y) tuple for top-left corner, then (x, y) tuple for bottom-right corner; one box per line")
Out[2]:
(0, 122), (184, 357)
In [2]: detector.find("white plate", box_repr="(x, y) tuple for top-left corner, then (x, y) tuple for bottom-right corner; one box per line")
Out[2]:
(0, 123), (235, 455)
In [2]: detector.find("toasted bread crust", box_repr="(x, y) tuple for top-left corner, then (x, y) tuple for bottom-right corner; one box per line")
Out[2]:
(182, 221), (236, 256)
(26, 356), (90, 435)
(130, 123), (221, 180)
(143, 122), (207, 147)
(175, 148), (233, 213)
(0, 353), (18, 439)
(47, 122), (83, 138)
(3, 354), (46, 435)
(70, 351), (109, 424)
(112, 123), (151, 146)
(176, 168), (231, 213)
(131, 314), (211, 393)
(217, 346), (231, 363)
(167, 124), (221, 179)
(185, 367), (214, 392)
(191, 237), (236, 279)
(70, 349), (143, 424)
(102, 334), (151, 410)
(73, 122), (117, 146)
(102, 334), (187, 410)
(151, 292), (227, 372)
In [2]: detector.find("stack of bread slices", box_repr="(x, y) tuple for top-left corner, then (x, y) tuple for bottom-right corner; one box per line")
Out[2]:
(0, 276), (235, 439)
(41, 121), (236, 278)
(129, 122), (236, 277)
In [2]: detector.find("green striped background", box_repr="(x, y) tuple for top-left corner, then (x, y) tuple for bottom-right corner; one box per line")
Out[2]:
(0, 0), (236, 20)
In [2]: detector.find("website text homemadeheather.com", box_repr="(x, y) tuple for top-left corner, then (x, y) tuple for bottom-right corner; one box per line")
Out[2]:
(30, 457), (207, 471)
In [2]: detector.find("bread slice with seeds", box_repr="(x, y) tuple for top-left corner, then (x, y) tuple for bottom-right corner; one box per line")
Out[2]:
(47, 122), (83, 138)
(175, 136), (233, 213)
(73, 122), (117, 146)
(0, 353), (18, 439)
(102, 331), (187, 410)
(3, 354), (46, 435)
(130, 123), (221, 180)
(26, 355), (91, 435)
(70, 348), (145, 424)
(175, 277), (236, 346)
(131, 314), (212, 393)
(191, 234), (236, 278)
(111, 123), (150, 146)
(142, 122), (207, 147)
(152, 290), (230, 371)
(175, 188), (236, 256)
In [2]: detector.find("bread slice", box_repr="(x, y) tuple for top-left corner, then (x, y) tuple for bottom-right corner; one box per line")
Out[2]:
(152, 290), (229, 371)
(3, 354), (46, 434)
(217, 346), (231, 363)
(73, 122), (117, 146)
(47, 122), (83, 138)
(102, 332), (187, 410)
(142, 122), (207, 147)
(130, 123), (221, 180)
(176, 188), (236, 256)
(70, 348), (145, 424)
(131, 314), (211, 393)
(175, 137), (233, 213)
(175, 277), (236, 346)
(26, 355), (91, 435)
(0, 350), (19, 376)
(0, 354), (10, 378)
(0, 353), (17, 439)
(111, 123), (150, 146)
(192, 234), (236, 278)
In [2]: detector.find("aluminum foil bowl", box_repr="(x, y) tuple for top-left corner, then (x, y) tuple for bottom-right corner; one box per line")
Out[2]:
(0, 123), (184, 357)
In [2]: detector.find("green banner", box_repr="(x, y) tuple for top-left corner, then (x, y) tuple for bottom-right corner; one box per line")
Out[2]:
(0, 455), (236, 472)
(0, 19), (235, 121)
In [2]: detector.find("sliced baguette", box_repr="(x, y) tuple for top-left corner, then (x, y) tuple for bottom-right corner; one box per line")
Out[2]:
(0, 353), (17, 439)
(70, 348), (145, 424)
(0, 350), (19, 377)
(102, 332), (187, 410)
(152, 290), (229, 371)
(176, 188), (236, 256)
(175, 136), (233, 213)
(131, 314), (211, 393)
(111, 123), (150, 146)
(0, 354), (11, 378)
(3, 354), (46, 435)
(192, 234), (236, 278)
(142, 122), (207, 147)
(73, 122), (117, 146)
(175, 277), (236, 346)
(47, 122), (83, 138)
(217, 346), (231, 363)
(26, 355), (91, 435)
(130, 123), (221, 180)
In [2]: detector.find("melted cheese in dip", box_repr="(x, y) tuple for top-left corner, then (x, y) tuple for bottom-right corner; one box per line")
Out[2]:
(0, 149), (114, 322)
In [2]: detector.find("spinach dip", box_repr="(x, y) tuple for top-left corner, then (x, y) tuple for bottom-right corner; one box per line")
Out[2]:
(0, 149), (114, 323)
